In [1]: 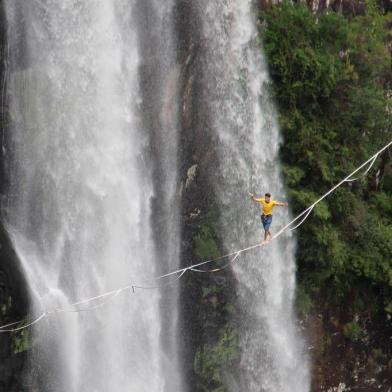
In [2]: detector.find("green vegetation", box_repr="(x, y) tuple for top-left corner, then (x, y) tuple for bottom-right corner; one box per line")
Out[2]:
(188, 208), (239, 390)
(0, 296), (31, 354)
(11, 329), (31, 354)
(296, 283), (314, 314)
(261, 1), (392, 317)
(194, 224), (221, 260)
(194, 211), (222, 260)
(343, 320), (365, 341)
(1, 296), (12, 316)
(194, 325), (238, 392)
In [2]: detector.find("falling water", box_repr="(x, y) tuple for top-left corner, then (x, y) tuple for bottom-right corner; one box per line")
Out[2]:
(3, 0), (309, 390)
(197, 1), (310, 391)
(3, 0), (179, 391)
(135, 0), (183, 390)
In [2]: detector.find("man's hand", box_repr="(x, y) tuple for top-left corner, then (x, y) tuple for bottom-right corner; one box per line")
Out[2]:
(248, 192), (255, 201)
(284, 202), (288, 206)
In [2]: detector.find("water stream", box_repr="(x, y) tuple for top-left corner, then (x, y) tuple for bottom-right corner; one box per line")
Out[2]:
(197, 1), (310, 390)
(4, 1), (177, 391)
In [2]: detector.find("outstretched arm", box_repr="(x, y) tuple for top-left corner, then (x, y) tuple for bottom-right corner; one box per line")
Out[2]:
(275, 201), (288, 206)
(248, 192), (262, 202)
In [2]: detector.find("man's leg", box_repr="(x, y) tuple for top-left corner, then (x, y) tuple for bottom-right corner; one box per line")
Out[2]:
(261, 215), (267, 243)
(264, 216), (272, 241)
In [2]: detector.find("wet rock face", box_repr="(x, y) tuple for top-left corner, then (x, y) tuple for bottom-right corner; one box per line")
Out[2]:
(174, 2), (240, 390)
(0, 225), (30, 391)
(303, 299), (392, 392)
(328, 0), (367, 16)
(0, 1), (30, 390)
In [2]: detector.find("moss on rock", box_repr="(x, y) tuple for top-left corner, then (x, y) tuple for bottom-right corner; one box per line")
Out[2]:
(193, 325), (238, 392)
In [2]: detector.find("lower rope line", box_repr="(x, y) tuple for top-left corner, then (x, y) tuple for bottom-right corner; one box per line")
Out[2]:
(56, 290), (123, 313)
(66, 289), (122, 308)
(0, 312), (48, 333)
(344, 155), (378, 182)
(158, 244), (261, 280)
(0, 140), (391, 333)
(0, 318), (31, 330)
(190, 251), (242, 273)
(287, 206), (314, 232)
(132, 270), (187, 291)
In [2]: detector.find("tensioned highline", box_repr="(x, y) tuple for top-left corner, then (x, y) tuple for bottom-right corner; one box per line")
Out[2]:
(1, 139), (391, 333)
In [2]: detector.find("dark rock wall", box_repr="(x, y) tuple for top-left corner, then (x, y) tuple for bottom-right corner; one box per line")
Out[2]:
(174, 1), (238, 390)
(0, 2), (30, 390)
(303, 298), (392, 391)
(0, 227), (30, 392)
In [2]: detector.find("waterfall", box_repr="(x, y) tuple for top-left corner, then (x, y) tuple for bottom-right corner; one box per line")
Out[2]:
(3, 0), (180, 391)
(135, 0), (183, 390)
(3, 0), (309, 390)
(196, 1), (310, 391)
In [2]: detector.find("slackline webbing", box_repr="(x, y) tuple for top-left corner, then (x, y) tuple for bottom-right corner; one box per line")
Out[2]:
(1, 140), (391, 333)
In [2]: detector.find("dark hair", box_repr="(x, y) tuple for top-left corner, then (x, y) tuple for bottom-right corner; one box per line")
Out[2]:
(265, 193), (271, 198)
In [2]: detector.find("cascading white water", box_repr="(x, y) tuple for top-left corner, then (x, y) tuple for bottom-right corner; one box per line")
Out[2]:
(135, 0), (183, 390)
(3, 0), (309, 389)
(4, 0), (177, 391)
(197, 1), (310, 391)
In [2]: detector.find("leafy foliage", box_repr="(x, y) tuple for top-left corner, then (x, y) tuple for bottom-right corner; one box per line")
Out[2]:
(261, 1), (392, 315)
(193, 325), (238, 392)
(11, 329), (30, 354)
(343, 321), (365, 341)
(296, 283), (314, 313)
(194, 224), (221, 260)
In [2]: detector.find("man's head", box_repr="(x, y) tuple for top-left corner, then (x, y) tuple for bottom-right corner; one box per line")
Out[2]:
(265, 193), (271, 202)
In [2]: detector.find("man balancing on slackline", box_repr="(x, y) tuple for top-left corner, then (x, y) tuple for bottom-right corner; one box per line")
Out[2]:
(248, 192), (288, 244)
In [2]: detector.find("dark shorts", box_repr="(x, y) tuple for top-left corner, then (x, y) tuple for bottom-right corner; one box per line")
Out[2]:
(261, 214), (273, 231)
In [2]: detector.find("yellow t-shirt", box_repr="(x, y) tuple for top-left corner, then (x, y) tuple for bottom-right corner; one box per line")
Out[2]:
(256, 198), (278, 216)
